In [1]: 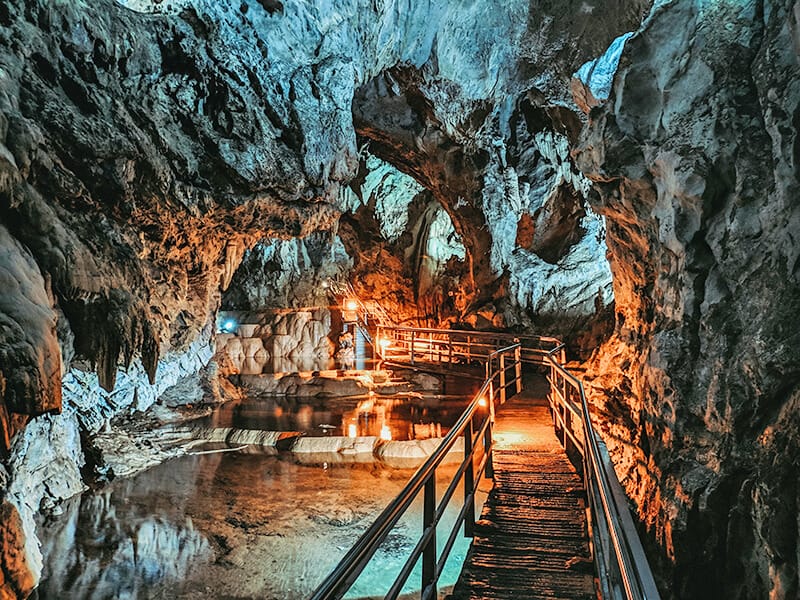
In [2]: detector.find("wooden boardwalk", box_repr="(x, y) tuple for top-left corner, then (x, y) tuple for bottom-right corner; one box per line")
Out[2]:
(449, 378), (595, 600)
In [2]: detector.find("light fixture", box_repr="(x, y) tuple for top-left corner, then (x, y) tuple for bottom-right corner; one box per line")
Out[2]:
(478, 397), (488, 408)
(379, 338), (392, 351)
(380, 425), (392, 441)
(221, 319), (237, 333)
(348, 423), (357, 438)
(345, 299), (358, 312)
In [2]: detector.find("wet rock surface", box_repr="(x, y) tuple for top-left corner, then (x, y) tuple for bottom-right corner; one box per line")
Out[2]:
(578, 1), (800, 597)
(3, 1), (798, 599)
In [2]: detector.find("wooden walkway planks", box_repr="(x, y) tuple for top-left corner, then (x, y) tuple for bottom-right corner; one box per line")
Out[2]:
(449, 378), (595, 600)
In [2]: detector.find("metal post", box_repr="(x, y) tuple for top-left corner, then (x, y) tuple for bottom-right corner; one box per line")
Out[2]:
(464, 417), (475, 538)
(467, 335), (471, 362)
(411, 330), (416, 365)
(485, 382), (495, 479)
(500, 353), (506, 404)
(515, 345), (522, 394)
(422, 477), (437, 599)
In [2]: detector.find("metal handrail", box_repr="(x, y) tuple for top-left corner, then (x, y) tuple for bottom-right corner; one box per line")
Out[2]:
(316, 322), (660, 600)
(376, 325), (559, 368)
(545, 346), (661, 600)
(311, 344), (521, 600)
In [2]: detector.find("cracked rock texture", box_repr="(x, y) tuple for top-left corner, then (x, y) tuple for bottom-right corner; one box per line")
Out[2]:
(4, 0), (790, 597)
(578, 1), (800, 598)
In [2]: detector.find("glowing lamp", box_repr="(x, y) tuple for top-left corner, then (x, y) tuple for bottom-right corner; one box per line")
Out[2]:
(348, 423), (358, 438)
(379, 339), (392, 351)
(221, 319), (237, 333)
(380, 425), (392, 441)
(345, 299), (359, 312)
(478, 397), (488, 408)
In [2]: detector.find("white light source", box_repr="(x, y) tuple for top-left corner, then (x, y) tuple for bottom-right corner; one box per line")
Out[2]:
(379, 339), (392, 351)
(222, 319), (237, 333)
(345, 299), (358, 312)
(348, 424), (357, 438)
(380, 425), (392, 441)
(478, 397), (488, 408)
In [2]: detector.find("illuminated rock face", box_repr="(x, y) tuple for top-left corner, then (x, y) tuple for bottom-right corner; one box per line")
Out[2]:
(0, 500), (37, 600)
(578, 2), (800, 598)
(0, 2), (642, 592)
(5, 1), (796, 600)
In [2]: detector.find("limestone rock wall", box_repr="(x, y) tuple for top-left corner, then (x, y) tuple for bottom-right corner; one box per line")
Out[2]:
(216, 309), (334, 375)
(0, 0), (658, 595)
(578, 1), (800, 597)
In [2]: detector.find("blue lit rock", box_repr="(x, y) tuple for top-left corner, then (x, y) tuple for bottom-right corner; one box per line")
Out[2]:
(572, 32), (634, 113)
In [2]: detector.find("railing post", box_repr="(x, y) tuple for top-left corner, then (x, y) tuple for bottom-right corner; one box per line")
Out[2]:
(422, 477), (437, 600)
(464, 417), (475, 538)
(485, 382), (495, 479)
(467, 335), (471, 362)
(411, 330), (416, 365)
(500, 353), (506, 404)
(563, 400), (571, 453)
(514, 344), (522, 394)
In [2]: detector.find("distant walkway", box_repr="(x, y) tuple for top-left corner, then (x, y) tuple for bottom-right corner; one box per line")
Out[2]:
(449, 377), (595, 600)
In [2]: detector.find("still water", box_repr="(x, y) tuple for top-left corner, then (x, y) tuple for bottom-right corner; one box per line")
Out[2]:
(194, 391), (470, 442)
(34, 391), (483, 599)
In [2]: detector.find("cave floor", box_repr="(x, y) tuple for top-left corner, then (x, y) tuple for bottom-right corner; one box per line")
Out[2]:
(450, 379), (595, 600)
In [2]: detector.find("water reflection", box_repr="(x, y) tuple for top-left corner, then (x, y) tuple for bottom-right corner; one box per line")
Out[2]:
(34, 452), (460, 599)
(34, 379), (482, 599)
(34, 457), (217, 600)
(196, 392), (465, 443)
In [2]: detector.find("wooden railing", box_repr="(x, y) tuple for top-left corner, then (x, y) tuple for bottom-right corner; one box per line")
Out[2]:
(310, 343), (522, 600)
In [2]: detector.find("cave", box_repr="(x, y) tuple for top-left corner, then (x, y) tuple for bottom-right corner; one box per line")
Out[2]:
(0, 0), (798, 599)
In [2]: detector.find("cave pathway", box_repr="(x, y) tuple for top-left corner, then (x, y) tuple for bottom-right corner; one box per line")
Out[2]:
(448, 376), (595, 600)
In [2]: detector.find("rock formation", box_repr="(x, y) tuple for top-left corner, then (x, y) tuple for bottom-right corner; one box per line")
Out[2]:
(578, 1), (800, 597)
(4, 0), (797, 599)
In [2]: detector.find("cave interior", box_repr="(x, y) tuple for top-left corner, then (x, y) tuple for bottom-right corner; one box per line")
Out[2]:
(0, 0), (799, 599)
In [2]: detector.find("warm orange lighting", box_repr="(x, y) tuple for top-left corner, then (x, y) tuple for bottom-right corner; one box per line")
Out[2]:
(478, 397), (488, 408)
(379, 339), (392, 351)
(380, 425), (392, 441)
(348, 423), (357, 438)
(345, 299), (358, 311)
